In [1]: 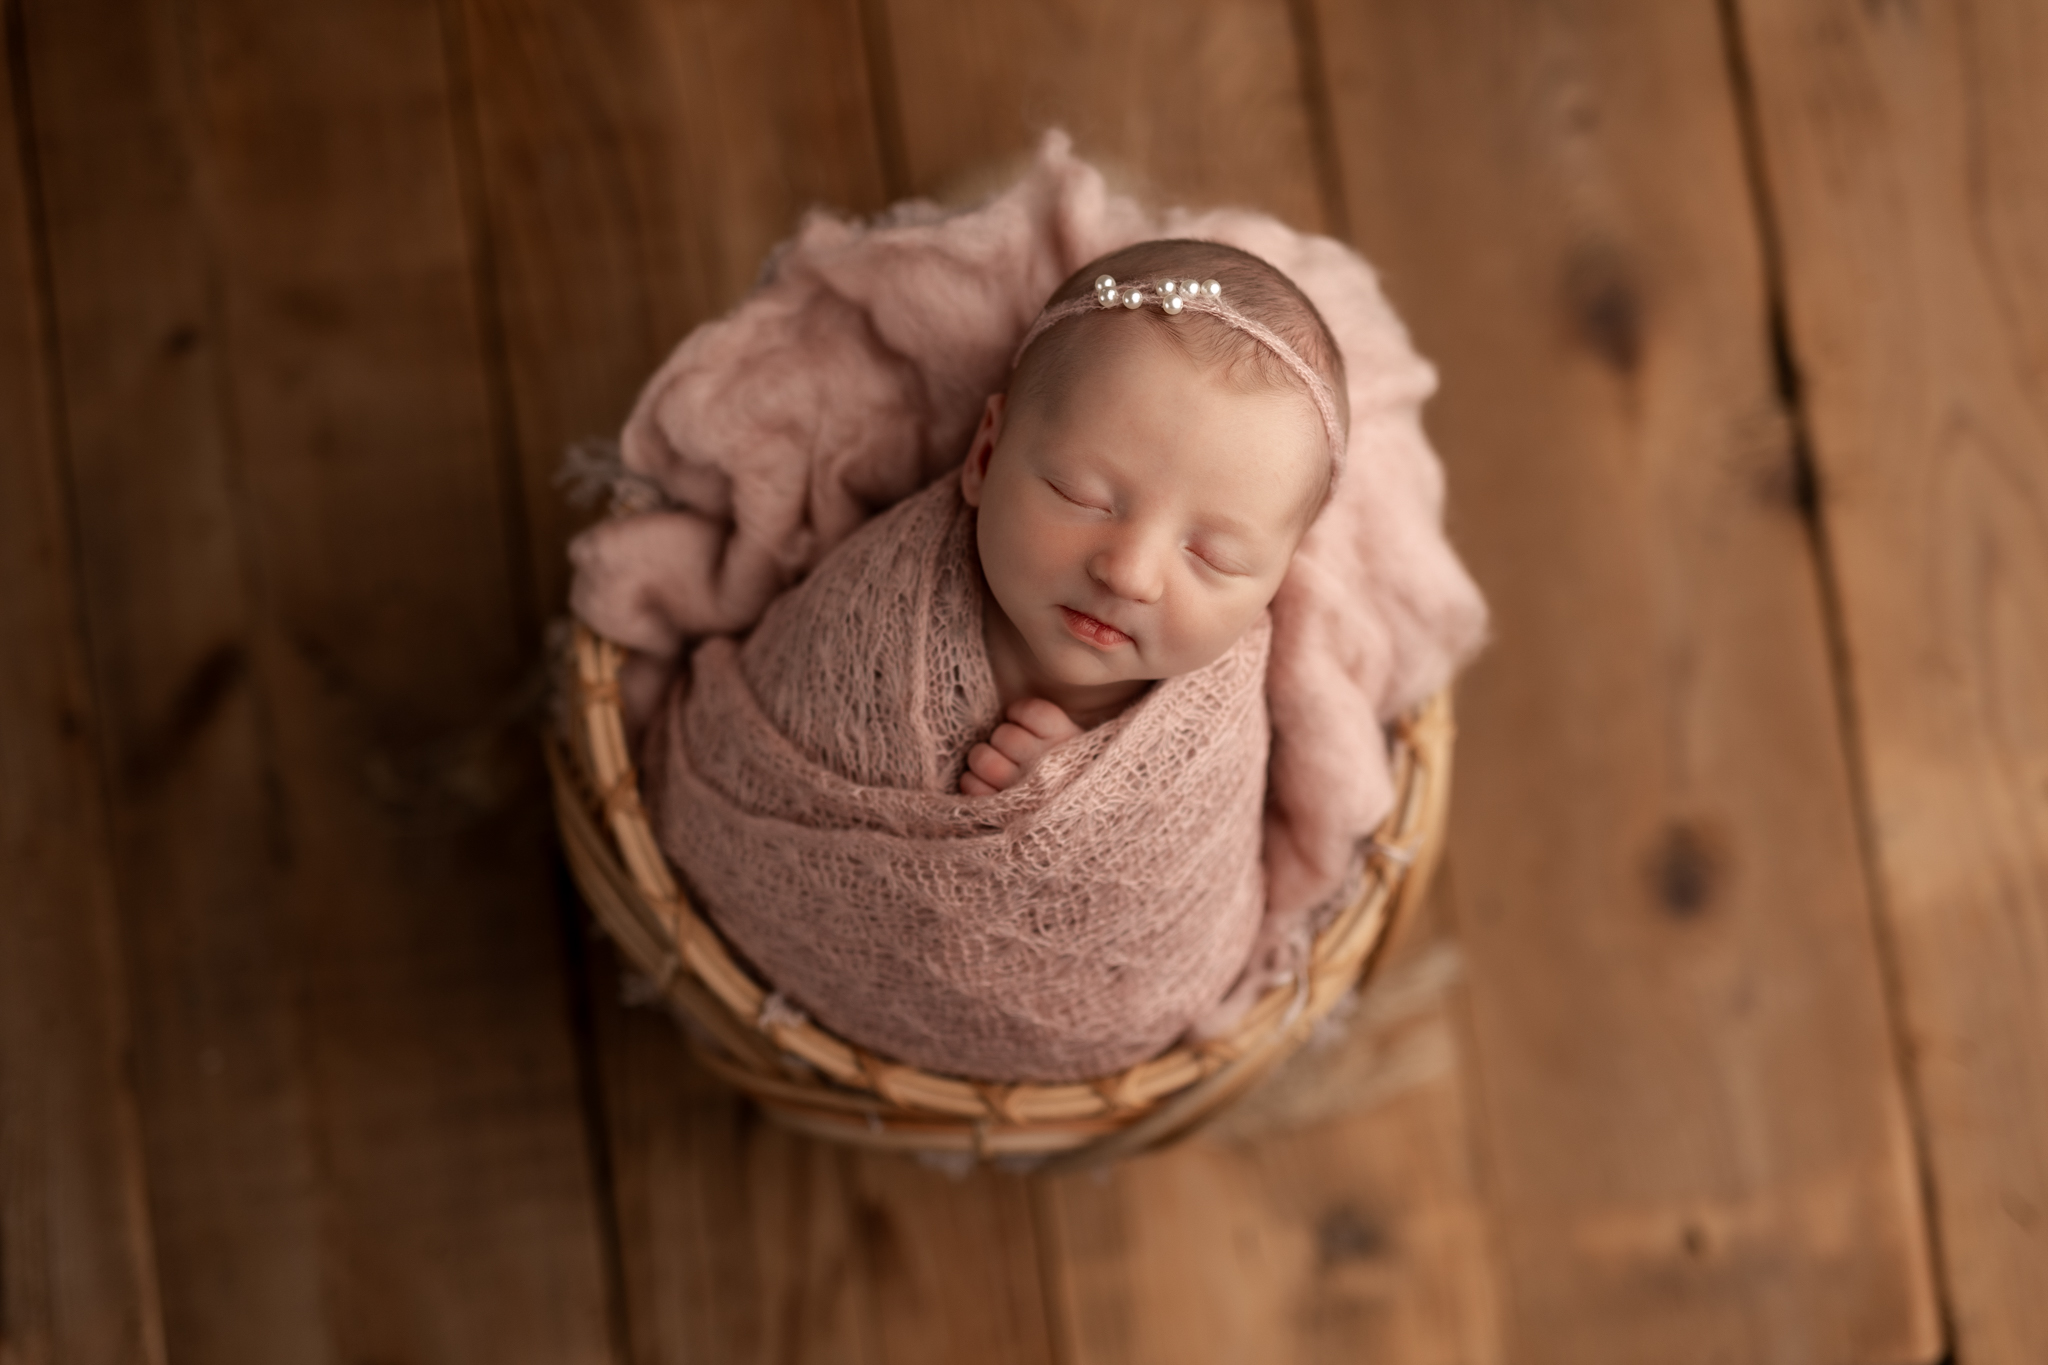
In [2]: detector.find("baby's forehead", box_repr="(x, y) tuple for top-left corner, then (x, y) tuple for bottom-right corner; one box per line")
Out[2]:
(1014, 314), (1297, 417)
(1007, 327), (1332, 534)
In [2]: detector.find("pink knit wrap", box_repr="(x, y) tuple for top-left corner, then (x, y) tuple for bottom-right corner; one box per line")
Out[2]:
(645, 478), (1270, 1080)
(569, 133), (1488, 1059)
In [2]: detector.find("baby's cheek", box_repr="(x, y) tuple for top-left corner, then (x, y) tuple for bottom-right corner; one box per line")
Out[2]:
(1168, 598), (1260, 673)
(980, 500), (1048, 590)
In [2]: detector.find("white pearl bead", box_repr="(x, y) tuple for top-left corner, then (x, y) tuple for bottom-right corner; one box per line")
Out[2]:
(1202, 279), (1221, 297)
(1123, 289), (1144, 308)
(1159, 279), (1178, 295)
(1096, 274), (1116, 290)
(1163, 295), (1185, 314)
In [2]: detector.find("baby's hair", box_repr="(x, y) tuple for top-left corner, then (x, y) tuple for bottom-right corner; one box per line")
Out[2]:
(1008, 240), (1351, 475)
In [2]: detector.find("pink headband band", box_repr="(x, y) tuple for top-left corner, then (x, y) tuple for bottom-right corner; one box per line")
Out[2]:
(1012, 274), (1348, 476)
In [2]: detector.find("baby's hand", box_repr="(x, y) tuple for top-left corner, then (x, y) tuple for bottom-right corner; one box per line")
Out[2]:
(959, 699), (1083, 796)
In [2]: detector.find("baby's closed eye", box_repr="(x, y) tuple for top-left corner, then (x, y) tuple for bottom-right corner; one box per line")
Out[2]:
(1187, 543), (1252, 576)
(1046, 478), (1107, 512)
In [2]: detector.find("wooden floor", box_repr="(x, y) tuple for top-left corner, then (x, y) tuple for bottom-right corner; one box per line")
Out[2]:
(6, 0), (2046, 1361)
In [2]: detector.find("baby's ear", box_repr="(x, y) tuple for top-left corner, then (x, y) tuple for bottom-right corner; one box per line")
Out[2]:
(959, 393), (1005, 508)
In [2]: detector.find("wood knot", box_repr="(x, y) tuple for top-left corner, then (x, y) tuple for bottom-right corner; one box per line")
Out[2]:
(1316, 1204), (1390, 1267)
(124, 642), (248, 786)
(1563, 242), (1644, 375)
(1646, 820), (1727, 919)
(854, 1200), (905, 1278)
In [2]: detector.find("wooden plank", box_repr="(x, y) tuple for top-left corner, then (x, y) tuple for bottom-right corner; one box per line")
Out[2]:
(18, 0), (618, 1360)
(447, 0), (889, 613)
(593, 988), (879, 1364)
(1307, 1), (1943, 1360)
(1039, 879), (1505, 1365)
(0, 17), (165, 1363)
(1728, 1), (2048, 1360)
(843, 1153), (1054, 1363)
(875, 0), (1330, 228)
(16, 2), (326, 1355)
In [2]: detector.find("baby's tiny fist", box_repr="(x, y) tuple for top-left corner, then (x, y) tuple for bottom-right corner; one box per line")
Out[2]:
(959, 699), (1083, 796)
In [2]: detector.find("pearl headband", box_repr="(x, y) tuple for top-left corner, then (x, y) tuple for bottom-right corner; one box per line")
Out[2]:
(1012, 274), (1348, 473)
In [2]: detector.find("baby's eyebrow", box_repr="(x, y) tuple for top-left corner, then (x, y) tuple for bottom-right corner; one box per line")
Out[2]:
(1192, 511), (1259, 540)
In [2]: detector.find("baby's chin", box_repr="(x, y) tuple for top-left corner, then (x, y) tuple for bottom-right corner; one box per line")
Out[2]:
(1034, 650), (1138, 685)
(1023, 633), (1148, 684)
(1034, 628), (1224, 688)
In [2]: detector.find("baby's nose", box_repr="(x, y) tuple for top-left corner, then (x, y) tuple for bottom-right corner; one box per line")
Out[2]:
(1088, 537), (1166, 603)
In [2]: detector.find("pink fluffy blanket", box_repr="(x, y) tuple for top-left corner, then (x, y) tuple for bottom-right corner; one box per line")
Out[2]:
(570, 134), (1487, 1063)
(645, 477), (1272, 1080)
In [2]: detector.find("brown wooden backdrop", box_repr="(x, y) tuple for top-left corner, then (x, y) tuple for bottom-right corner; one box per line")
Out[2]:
(5, 0), (2044, 1362)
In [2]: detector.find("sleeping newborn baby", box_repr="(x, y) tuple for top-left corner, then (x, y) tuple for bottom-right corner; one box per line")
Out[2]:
(957, 238), (1347, 797)
(633, 238), (1352, 1083)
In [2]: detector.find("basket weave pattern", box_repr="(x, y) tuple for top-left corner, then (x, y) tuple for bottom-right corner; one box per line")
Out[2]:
(546, 623), (1454, 1166)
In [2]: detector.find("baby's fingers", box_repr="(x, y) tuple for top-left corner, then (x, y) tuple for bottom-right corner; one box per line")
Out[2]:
(1005, 697), (1082, 743)
(959, 770), (998, 797)
(987, 721), (1051, 765)
(965, 741), (1020, 791)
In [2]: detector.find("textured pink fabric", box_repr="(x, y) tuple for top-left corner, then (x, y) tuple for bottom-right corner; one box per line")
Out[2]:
(644, 478), (1270, 1081)
(569, 133), (1488, 1046)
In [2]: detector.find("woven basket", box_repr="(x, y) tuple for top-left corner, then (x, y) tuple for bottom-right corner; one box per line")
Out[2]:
(545, 621), (1454, 1169)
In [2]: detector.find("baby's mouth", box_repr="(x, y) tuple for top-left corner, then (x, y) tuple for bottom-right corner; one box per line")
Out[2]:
(1059, 606), (1132, 648)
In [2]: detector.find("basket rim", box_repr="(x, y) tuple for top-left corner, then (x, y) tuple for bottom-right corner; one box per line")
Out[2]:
(547, 620), (1453, 1164)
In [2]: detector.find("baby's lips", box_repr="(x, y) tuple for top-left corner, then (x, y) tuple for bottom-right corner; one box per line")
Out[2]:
(1060, 604), (1134, 647)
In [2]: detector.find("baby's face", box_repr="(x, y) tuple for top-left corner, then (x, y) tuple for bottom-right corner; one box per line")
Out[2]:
(962, 328), (1327, 703)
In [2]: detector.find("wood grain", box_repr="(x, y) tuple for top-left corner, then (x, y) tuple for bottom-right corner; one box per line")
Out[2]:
(1309, 0), (1941, 1359)
(447, 0), (888, 613)
(1039, 882), (1505, 1365)
(845, 1153), (1054, 1364)
(594, 990), (879, 1365)
(1731, 1), (2048, 1360)
(17, 0), (616, 1359)
(0, 15), (165, 1362)
(875, 0), (1329, 228)
(17, 1), (328, 1353)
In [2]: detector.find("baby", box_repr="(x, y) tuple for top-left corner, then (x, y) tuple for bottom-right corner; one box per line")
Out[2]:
(617, 235), (1360, 1081)
(955, 238), (1350, 797)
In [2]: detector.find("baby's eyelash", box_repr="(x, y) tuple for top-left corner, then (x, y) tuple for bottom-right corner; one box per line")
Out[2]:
(1188, 546), (1248, 576)
(1048, 480), (1104, 510)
